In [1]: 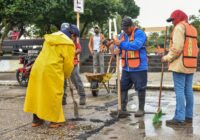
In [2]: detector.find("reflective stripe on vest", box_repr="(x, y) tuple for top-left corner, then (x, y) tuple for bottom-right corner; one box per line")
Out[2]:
(170, 21), (198, 68)
(120, 29), (140, 68)
(182, 22), (198, 68)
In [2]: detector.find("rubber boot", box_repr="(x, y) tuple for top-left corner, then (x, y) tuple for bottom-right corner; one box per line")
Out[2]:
(121, 91), (128, 111)
(110, 91), (130, 118)
(79, 96), (86, 105)
(118, 91), (130, 118)
(135, 90), (146, 117)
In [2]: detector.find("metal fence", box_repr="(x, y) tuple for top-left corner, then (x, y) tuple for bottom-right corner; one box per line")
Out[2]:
(1, 39), (90, 63)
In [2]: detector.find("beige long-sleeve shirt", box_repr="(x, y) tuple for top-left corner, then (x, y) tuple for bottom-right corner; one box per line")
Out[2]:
(163, 23), (196, 74)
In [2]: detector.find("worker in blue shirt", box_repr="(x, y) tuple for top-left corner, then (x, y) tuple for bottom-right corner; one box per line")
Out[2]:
(113, 16), (148, 118)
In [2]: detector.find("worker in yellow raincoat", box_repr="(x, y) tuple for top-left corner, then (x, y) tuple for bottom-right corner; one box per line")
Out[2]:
(24, 23), (78, 128)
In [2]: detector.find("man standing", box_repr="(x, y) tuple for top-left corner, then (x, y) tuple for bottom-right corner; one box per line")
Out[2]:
(113, 17), (148, 117)
(162, 10), (198, 126)
(62, 24), (86, 105)
(8, 27), (20, 40)
(88, 26), (106, 73)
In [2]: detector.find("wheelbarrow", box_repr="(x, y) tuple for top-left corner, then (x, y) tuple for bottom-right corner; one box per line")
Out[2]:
(85, 56), (114, 97)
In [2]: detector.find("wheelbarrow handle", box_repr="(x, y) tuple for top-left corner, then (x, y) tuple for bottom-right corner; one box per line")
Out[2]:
(107, 55), (114, 73)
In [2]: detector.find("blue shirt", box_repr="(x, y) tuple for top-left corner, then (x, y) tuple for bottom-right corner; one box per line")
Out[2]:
(118, 29), (148, 72)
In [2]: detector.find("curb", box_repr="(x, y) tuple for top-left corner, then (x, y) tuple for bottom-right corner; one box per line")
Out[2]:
(0, 80), (19, 86)
(1, 80), (200, 91)
(0, 71), (16, 73)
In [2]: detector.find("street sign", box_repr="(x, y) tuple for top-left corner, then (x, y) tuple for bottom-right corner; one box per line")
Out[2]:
(74, 0), (84, 13)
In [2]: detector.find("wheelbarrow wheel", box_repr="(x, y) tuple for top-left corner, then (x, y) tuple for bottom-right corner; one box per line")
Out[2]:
(92, 90), (99, 97)
(91, 81), (99, 97)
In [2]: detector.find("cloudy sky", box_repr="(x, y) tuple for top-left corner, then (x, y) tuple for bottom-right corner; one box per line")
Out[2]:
(134, 0), (200, 27)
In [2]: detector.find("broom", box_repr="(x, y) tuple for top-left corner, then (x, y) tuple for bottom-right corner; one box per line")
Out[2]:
(68, 79), (79, 118)
(152, 26), (168, 124)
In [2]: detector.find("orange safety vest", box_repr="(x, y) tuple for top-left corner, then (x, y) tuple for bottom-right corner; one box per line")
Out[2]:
(170, 21), (198, 68)
(120, 28), (140, 68)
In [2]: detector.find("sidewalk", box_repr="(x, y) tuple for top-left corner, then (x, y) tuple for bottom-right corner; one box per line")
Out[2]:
(0, 71), (200, 91)
(0, 59), (200, 89)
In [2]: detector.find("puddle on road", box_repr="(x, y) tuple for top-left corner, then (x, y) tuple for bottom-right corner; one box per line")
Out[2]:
(105, 92), (200, 139)
(144, 116), (197, 137)
(129, 104), (137, 110)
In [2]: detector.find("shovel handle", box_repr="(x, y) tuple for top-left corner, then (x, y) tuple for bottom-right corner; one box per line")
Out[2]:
(116, 54), (122, 111)
(68, 79), (75, 101)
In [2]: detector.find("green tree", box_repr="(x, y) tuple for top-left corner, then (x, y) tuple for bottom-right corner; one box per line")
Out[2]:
(119, 0), (140, 18)
(34, 0), (140, 37)
(0, 0), (51, 34)
(190, 10), (200, 47)
(147, 32), (159, 46)
(75, 0), (140, 37)
(0, 0), (50, 54)
(0, 0), (140, 38)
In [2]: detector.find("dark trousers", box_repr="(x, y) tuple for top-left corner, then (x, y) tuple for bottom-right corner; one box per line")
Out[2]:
(32, 114), (42, 123)
(63, 65), (85, 102)
(120, 70), (147, 111)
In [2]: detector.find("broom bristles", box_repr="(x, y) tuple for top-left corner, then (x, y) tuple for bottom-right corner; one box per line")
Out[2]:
(152, 109), (162, 124)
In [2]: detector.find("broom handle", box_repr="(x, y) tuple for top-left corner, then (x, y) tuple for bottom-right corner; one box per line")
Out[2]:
(116, 53), (122, 111)
(158, 26), (168, 108)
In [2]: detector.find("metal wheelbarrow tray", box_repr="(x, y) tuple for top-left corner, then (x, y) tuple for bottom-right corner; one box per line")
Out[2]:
(85, 72), (113, 97)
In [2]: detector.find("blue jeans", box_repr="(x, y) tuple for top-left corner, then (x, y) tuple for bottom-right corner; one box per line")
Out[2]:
(173, 72), (194, 122)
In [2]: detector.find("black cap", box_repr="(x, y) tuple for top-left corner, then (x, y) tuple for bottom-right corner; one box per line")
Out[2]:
(166, 18), (173, 22)
(121, 17), (133, 30)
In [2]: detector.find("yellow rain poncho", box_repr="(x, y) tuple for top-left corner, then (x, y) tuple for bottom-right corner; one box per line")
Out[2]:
(24, 31), (75, 123)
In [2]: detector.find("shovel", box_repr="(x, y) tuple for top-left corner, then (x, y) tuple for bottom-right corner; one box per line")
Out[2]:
(116, 53), (122, 115)
(110, 52), (130, 118)
(153, 26), (168, 124)
(68, 79), (79, 118)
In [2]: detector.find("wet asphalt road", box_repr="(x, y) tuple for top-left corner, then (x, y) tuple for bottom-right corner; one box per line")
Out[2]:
(0, 85), (200, 140)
